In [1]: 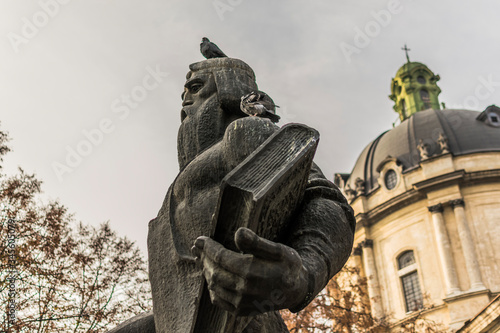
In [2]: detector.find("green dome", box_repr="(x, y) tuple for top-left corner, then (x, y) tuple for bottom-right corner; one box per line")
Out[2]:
(390, 61), (442, 121)
(395, 61), (428, 77)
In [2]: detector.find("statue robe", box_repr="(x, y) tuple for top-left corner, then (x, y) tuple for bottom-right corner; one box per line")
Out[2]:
(148, 117), (356, 333)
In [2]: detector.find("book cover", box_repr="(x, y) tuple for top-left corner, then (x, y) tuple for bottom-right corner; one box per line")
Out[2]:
(193, 123), (320, 333)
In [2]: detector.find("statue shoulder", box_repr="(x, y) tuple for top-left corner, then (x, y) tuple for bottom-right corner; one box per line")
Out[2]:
(222, 117), (278, 171)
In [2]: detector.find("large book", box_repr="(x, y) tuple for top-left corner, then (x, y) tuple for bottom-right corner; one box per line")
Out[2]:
(192, 123), (320, 333)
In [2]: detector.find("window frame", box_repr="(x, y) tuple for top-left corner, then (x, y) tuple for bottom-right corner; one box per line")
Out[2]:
(384, 169), (398, 190)
(396, 250), (424, 314)
(487, 112), (500, 127)
(419, 88), (432, 109)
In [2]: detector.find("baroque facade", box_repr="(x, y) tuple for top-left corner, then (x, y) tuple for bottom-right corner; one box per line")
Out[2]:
(335, 60), (500, 332)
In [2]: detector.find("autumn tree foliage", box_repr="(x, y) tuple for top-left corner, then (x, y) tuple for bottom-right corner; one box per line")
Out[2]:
(281, 259), (448, 333)
(0, 126), (152, 332)
(397, 310), (448, 333)
(282, 265), (389, 333)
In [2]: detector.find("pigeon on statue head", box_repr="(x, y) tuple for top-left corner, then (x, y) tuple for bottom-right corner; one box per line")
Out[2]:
(200, 37), (227, 59)
(240, 91), (281, 123)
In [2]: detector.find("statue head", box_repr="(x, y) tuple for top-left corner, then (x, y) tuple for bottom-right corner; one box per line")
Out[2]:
(177, 58), (259, 169)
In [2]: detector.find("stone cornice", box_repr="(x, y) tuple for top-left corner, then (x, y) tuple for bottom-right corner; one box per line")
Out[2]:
(413, 170), (465, 192)
(464, 168), (500, 184)
(354, 213), (368, 233)
(457, 294), (500, 332)
(443, 288), (490, 304)
(355, 169), (500, 227)
(355, 189), (425, 226)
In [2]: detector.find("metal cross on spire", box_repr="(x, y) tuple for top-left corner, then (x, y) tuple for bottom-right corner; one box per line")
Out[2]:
(402, 44), (411, 63)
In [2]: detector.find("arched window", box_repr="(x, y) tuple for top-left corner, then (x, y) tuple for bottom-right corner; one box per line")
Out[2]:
(398, 250), (415, 269)
(420, 89), (431, 109)
(401, 99), (408, 117)
(397, 250), (423, 313)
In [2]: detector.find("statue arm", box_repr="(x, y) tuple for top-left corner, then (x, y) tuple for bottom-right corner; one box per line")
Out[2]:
(286, 163), (356, 312)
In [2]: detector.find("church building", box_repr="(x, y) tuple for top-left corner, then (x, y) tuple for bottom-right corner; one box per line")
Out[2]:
(334, 57), (500, 332)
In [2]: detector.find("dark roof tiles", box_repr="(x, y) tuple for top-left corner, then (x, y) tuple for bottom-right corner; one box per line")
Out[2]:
(347, 109), (500, 194)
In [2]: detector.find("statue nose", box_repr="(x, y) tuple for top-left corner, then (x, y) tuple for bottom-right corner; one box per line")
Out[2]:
(182, 90), (193, 106)
(182, 93), (194, 106)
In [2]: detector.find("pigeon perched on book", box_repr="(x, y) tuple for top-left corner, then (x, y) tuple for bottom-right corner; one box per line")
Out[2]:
(240, 91), (281, 123)
(200, 37), (227, 59)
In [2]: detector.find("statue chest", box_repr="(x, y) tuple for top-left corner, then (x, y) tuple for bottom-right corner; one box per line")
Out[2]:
(172, 143), (229, 238)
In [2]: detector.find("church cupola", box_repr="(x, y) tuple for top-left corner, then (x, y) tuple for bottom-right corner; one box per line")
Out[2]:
(389, 46), (442, 122)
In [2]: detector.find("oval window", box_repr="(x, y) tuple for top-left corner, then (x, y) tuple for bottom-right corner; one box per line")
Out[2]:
(417, 76), (426, 84)
(385, 169), (398, 190)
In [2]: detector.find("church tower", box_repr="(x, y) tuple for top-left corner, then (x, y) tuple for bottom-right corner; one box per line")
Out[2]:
(335, 52), (500, 331)
(389, 49), (442, 122)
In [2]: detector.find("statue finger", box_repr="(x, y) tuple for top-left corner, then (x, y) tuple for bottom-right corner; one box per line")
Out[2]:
(208, 289), (236, 313)
(198, 236), (252, 276)
(235, 227), (285, 261)
(206, 267), (246, 292)
(191, 245), (202, 259)
(208, 285), (242, 313)
(193, 236), (210, 250)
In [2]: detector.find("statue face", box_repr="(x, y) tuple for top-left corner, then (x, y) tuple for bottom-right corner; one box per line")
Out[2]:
(177, 67), (252, 169)
(181, 71), (217, 122)
(177, 71), (227, 169)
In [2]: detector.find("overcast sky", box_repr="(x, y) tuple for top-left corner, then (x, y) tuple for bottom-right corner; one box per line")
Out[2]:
(1, 0), (499, 256)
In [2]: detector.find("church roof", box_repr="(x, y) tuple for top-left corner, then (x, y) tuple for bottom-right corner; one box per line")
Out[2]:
(395, 61), (428, 77)
(346, 108), (500, 194)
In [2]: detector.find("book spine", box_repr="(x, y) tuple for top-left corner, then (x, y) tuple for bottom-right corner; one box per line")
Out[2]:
(213, 186), (255, 251)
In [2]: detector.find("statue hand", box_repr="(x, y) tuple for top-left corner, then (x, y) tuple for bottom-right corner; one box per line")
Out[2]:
(191, 227), (308, 316)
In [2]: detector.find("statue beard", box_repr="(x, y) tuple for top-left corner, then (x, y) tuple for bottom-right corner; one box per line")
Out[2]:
(177, 94), (230, 170)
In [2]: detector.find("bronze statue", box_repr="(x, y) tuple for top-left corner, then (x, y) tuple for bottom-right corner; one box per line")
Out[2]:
(108, 57), (355, 333)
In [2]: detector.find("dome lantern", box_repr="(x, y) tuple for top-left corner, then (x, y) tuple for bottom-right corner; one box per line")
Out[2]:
(389, 48), (442, 122)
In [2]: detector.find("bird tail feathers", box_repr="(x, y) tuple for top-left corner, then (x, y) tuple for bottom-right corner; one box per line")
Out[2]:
(265, 112), (281, 123)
